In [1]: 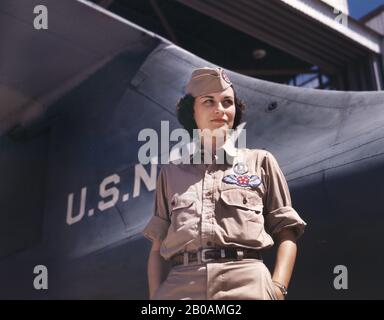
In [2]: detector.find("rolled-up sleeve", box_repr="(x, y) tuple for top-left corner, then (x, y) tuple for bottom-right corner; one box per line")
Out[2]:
(262, 151), (306, 239)
(141, 167), (170, 242)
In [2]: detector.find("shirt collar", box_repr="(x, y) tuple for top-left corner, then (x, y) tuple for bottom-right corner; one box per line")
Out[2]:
(188, 135), (238, 165)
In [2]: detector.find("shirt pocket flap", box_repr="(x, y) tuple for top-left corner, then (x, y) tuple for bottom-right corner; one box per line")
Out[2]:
(170, 194), (194, 212)
(220, 189), (263, 212)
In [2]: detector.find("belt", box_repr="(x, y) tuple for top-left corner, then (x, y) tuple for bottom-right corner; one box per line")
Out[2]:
(170, 247), (262, 267)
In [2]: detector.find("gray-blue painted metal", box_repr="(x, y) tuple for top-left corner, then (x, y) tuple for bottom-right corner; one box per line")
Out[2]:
(0, 0), (383, 299)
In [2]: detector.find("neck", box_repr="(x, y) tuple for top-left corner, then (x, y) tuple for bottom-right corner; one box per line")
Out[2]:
(200, 135), (226, 156)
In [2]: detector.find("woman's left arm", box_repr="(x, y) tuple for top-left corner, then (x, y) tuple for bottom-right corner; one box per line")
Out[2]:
(271, 227), (298, 300)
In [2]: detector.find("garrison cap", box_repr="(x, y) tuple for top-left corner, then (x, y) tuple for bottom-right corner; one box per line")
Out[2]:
(186, 67), (232, 97)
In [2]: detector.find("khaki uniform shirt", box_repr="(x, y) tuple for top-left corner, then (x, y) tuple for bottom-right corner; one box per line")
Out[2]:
(142, 143), (306, 260)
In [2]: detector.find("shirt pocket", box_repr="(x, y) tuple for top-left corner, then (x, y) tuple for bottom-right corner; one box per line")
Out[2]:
(220, 189), (264, 220)
(219, 189), (265, 243)
(169, 193), (197, 232)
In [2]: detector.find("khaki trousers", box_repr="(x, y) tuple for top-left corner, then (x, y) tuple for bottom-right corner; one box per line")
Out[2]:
(152, 259), (278, 300)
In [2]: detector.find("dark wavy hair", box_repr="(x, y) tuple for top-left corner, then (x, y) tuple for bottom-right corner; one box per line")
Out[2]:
(176, 85), (246, 137)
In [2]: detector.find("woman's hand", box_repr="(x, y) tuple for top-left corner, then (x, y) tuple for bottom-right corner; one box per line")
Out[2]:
(273, 283), (286, 300)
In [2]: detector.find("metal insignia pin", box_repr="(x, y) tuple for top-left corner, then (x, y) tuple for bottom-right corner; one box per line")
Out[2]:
(233, 162), (248, 175)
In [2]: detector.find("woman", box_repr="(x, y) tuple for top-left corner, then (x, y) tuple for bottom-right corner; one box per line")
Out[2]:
(142, 67), (307, 300)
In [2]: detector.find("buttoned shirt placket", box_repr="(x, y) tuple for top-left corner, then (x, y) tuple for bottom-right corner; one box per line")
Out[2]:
(189, 139), (238, 257)
(200, 158), (217, 252)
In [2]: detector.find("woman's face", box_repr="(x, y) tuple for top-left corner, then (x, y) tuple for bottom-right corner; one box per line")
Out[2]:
(193, 86), (236, 137)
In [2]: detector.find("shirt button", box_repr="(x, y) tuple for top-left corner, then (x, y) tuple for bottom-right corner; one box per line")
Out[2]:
(206, 191), (212, 197)
(243, 197), (247, 204)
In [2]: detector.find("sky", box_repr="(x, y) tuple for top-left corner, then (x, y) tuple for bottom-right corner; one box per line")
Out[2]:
(348, 0), (384, 19)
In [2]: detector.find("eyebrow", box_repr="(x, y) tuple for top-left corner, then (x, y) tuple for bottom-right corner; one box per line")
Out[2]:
(200, 95), (234, 100)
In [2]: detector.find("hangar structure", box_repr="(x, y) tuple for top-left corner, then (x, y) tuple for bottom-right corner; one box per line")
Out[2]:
(94, 0), (384, 90)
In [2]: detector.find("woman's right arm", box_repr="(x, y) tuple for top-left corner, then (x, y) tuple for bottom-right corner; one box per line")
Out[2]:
(147, 239), (172, 299)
